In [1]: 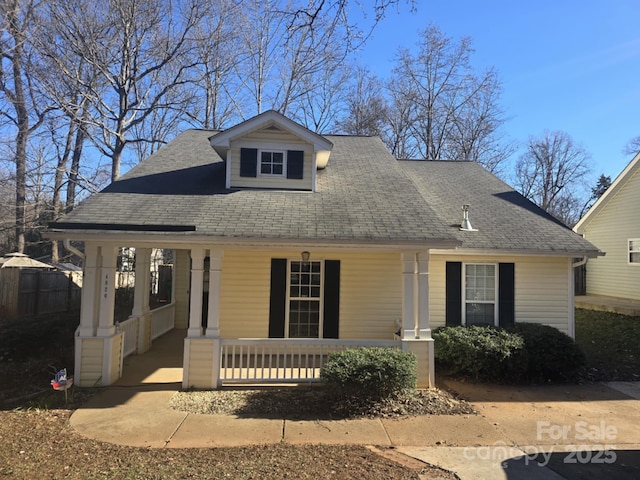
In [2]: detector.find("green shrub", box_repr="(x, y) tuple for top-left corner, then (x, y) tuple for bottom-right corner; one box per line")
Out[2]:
(506, 323), (585, 382)
(433, 325), (528, 382)
(320, 347), (417, 401)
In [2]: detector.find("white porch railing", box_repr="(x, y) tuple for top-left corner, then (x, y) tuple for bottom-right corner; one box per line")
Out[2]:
(151, 303), (175, 340)
(117, 303), (175, 358)
(117, 316), (138, 357)
(220, 339), (401, 384)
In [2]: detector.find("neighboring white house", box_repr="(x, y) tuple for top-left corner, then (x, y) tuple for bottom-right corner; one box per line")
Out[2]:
(48, 111), (600, 389)
(574, 152), (640, 302)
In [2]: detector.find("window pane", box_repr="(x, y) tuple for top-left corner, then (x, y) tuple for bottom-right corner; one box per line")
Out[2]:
(466, 303), (494, 325)
(465, 264), (496, 324)
(631, 252), (640, 264)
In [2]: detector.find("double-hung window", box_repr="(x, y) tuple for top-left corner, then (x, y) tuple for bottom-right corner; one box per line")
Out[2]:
(463, 263), (498, 326)
(287, 260), (322, 338)
(630, 239), (640, 264)
(259, 150), (285, 176)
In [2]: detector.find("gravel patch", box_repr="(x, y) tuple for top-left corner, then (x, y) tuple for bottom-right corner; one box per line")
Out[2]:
(170, 386), (476, 418)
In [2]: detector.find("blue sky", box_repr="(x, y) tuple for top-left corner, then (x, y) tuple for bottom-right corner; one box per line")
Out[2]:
(357, 0), (640, 184)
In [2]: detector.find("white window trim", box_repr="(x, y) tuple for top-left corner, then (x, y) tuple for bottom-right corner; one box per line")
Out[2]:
(629, 238), (640, 265)
(258, 149), (286, 177)
(462, 263), (499, 326)
(284, 259), (324, 338)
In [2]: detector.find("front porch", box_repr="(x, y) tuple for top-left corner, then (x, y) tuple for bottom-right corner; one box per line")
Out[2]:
(73, 244), (436, 389)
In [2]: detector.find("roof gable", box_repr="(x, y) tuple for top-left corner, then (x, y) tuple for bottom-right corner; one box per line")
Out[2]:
(209, 110), (333, 152)
(574, 151), (640, 232)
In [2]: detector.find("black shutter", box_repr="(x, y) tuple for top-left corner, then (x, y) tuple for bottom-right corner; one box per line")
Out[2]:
(323, 260), (340, 338)
(240, 148), (257, 177)
(268, 259), (287, 338)
(498, 263), (515, 327)
(286, 150), (304, 179)
(446, 262), (462, 326)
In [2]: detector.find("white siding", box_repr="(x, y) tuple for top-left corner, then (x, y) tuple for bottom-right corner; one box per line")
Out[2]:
(430, 254), (571, 334)
(580, 167), (640, 300)
(228, 129), (314, 190)
(107, 334), (123, 384)
(218, 250), (401, 340)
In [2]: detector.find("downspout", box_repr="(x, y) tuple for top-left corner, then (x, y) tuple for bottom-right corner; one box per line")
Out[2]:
(63, 238), (85, 262)
(568, 256), (588, 339)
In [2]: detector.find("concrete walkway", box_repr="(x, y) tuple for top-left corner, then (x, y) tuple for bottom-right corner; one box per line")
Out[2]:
(70, 331), (640, 479)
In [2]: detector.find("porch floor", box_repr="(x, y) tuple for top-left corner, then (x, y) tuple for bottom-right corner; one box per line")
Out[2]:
(575, 295), (640, 317)
(117, 328), (186, 386)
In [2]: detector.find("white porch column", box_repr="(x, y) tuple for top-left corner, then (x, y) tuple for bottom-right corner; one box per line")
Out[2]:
(96, 245), (118, 337)
(133, 248), (152, 353)
(417, 251), (431, 338)
(401, 252), (417, 339)
(205, 249), (223, 337)
(77, 242), (100, 336)
(132, 247), (151, 317)
(401, 251), (435, 388)
(188, 248), (205, 337)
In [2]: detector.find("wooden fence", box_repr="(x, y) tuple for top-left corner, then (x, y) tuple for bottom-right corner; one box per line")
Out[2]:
(0, 269), (81, 321)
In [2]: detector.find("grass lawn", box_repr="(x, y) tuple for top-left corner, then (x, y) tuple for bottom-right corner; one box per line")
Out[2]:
(575, 308), (640, 381)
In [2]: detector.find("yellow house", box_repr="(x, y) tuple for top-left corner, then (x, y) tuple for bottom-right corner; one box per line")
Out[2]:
(574, 152), (640, 302)
(48, 111), (600, 389)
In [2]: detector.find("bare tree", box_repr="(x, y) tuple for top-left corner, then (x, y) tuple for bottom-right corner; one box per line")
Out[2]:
(45, 0), (206, 182)
(0, 0), (52, 252)
(183, 0), (244, 129)
(293, 59), (350, 133)
(387, 26), (510, 169)
(515, 131), (591, 226)
(337, 65), (388, 137)
(623, 135), (640, 156)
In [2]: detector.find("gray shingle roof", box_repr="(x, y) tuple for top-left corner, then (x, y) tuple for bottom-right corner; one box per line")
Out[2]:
(51, 129), (600, 255)
(399, 160), (599, 255)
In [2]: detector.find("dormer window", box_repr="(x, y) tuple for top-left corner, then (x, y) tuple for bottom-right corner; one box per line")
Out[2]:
(260, 150), (285, 176)
(210, 110), (333, 191)
(240, 147), (304, 180)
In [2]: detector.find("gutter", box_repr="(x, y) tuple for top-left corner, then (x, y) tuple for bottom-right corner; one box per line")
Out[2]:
(572, 256), (588, 268)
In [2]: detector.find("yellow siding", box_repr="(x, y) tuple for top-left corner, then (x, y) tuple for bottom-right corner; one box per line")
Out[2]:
(228, 128), (314, 190)
(79, 338), (104, 386)
(185, 338), (215, 388)
(219, 251), (277, 338)
(339, 252), (401, 339)
(430, 254), (571, 334)
(173, 249), (190, 328)
(581, 167), (640, 300)
(218, 250), (402, 340)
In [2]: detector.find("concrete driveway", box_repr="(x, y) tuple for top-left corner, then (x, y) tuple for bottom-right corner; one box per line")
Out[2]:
(399, 380), (640, 479)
